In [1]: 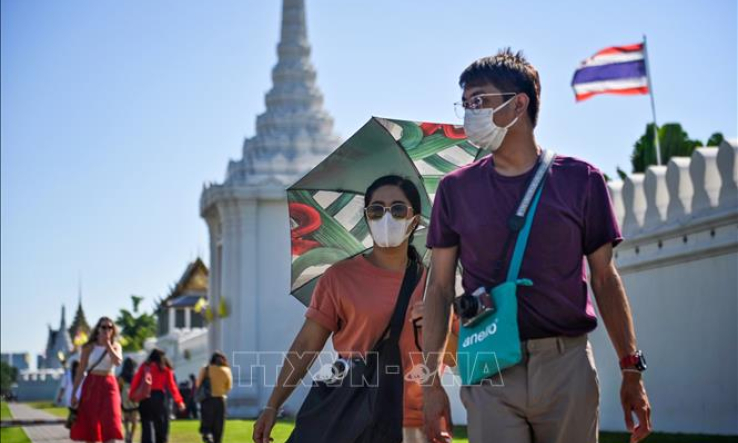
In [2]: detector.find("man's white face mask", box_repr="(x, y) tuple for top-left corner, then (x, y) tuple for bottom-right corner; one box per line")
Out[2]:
(463, 95), (518, 153)
(368, 212), (417, 248)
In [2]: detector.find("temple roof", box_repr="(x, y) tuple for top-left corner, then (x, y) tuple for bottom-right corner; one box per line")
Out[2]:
(68, 295), (90, 341)
(157, 258), (209, 311)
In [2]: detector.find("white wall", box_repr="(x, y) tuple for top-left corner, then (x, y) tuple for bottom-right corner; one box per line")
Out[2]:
(15, 369), (64, 402)
(154, 329), (210, 382)
(597, 140), (738, 435)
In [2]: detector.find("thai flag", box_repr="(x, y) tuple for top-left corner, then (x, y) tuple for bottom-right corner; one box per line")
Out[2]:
(571, 43), (649, 102)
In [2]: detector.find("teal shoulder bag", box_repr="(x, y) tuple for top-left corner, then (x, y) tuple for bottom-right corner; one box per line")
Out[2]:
(456, 150), (555, 385)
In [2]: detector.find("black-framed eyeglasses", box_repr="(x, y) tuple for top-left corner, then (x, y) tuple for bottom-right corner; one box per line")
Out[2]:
(364, 204), (413, 221)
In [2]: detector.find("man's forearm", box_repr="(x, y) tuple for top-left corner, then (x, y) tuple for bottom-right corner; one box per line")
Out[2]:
(423, 281), (454, 381)
(592, 268), (638, 359)
(266, 350), (315, 409)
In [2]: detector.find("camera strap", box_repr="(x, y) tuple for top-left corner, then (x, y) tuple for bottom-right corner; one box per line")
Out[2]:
(491, 149), (555, 284)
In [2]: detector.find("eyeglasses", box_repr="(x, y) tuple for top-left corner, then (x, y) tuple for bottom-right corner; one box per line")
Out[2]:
(100, 325), (114, 330)
(364, 204), (413, 221)
(453, 93), (517, 119)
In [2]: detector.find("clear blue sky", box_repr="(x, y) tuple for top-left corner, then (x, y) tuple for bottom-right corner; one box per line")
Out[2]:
(2, 0), (736, 356)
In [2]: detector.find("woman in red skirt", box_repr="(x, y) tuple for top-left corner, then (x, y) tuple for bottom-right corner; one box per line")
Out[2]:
(70, 317), (125, 442)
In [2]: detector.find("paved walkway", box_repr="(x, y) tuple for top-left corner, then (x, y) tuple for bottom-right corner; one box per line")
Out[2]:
(6, 403), (73, 443)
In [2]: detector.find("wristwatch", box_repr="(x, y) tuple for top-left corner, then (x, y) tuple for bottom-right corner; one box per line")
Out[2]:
(619, 350), (647, 372)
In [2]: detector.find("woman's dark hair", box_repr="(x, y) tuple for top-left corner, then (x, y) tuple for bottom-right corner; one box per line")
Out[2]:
(459, 48), (541, 127)
(85, 316), (118, 347)
(209, 351), (229, 367)
(146, 348), (172, 370)
(119, 357), (137, 383)
(364, 175), (422, 263)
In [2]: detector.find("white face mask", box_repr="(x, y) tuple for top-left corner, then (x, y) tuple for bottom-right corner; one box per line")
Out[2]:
(463, 95), (518, 152)
(368, 212), (416, 248)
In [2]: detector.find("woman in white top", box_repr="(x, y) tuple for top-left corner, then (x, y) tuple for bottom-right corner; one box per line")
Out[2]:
(69, 317), (125, 443)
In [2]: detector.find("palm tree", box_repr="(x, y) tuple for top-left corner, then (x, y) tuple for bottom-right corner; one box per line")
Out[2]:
(116, 295), (157, 352)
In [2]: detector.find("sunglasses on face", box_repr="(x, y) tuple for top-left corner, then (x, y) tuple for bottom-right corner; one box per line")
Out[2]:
(364, 204), (413, 221)
(100, 325), (114, 331)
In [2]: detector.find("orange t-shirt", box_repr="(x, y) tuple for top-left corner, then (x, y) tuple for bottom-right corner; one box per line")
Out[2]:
(305, 254), (428, 428)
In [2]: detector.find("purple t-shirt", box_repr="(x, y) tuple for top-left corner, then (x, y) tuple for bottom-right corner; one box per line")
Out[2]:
(427, 153), (622, 340)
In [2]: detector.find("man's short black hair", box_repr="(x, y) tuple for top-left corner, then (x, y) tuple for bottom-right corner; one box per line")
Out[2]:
(459, 48), (541, 127)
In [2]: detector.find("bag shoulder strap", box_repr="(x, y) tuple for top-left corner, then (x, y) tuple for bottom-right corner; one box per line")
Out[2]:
(371, 260), (422, 350)
(87, 347), (109, 373)
(388, 261), (421, 340)
(506, 150), (556, 282)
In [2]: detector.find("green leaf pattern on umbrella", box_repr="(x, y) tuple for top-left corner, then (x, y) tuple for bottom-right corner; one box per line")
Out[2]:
(390, 119), (481, 194)
(288, 117), (482, 305)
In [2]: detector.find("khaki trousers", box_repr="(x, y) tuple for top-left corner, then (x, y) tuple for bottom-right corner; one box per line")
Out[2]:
(460, 335), (599, 443)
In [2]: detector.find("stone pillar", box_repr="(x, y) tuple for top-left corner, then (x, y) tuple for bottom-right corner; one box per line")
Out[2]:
(690, 148), (721, 215)
(717, 139), (738, 210)
(240, 198), (260, 413)
(204, 212), (222, 355)
(666, 157), (693, 220)
(643, 166), (668, 229)
(219, 198), (261, 417)
(622, 174), (646, 237)
(168, 309), (175, 335)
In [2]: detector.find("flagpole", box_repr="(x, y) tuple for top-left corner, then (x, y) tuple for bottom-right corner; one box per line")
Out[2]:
(642, 34), (662, 166)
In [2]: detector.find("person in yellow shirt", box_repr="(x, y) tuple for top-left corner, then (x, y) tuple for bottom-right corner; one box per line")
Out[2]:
(197, 351), (233, 443)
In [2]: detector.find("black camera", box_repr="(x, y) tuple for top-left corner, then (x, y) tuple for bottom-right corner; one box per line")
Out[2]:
(453, 286), (496, 327)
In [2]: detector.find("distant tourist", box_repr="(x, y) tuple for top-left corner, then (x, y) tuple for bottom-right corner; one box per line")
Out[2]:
(69, 317), (125, 442)
(130, 348), (185, 443)
(187, 373), (199, 419)
(56, 360), (80, 408)
(117, 357), (139, 443)
(197, 351), (233, 443)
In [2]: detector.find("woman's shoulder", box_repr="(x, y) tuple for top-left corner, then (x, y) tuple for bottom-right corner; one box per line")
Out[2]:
(322, 255), (365, 280)
(212, 364), (231, 375)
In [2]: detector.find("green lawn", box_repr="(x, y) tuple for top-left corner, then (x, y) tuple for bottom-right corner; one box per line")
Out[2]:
(150, 419), (738, 443)
(0, 400), (11, 420)
(0, 427), (31, 443)
(0, 401), (32, 443)
(12, 401), (737, 443)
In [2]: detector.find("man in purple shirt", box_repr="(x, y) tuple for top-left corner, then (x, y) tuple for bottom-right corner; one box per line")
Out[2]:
(422, 49), (652, 443)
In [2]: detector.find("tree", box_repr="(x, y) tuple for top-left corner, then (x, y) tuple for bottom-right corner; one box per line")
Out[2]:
(1, 361), (18, 395)
(616, 166), (628, 181)
(116, 295), (157, 352)
(631, 123), (703, 173)
(707, 132), (725, 147)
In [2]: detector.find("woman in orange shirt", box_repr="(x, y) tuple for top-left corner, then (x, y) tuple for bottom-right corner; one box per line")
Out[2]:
(130, 349), (185, 443)
(253, 175), (453, 443)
